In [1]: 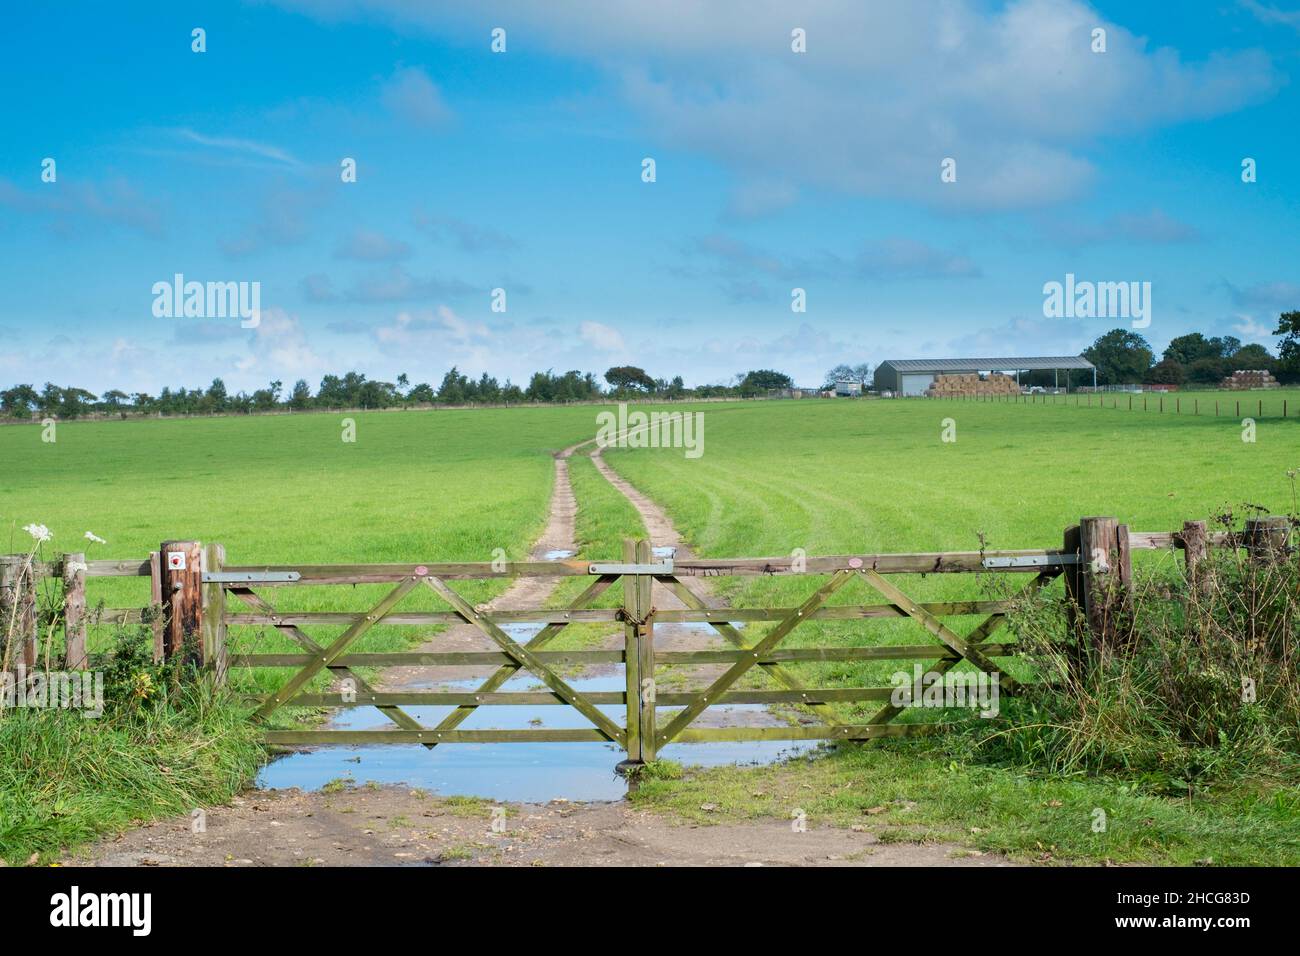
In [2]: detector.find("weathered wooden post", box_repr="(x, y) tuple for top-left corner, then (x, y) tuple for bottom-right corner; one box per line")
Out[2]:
(635, 539), (657, 763)
(1244, 516), (1290, 565)
(1062, 524), (1085, 674)
(62, 551), (88, 670)
(620, 538), (642, 770)
(149, 551), (164, 661)
(1078, 516), (1133, 656)
(0, 556), (38, 674)
(618, 538), (658, 774)
(1179, 520), (1209, 600)
(202, 543), (228, 684)
(160, 540), (203, 666)
(1242, 517), (1289, 654)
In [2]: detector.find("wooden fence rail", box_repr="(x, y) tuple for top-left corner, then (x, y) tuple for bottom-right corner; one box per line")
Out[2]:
(5, 514), (1292, 770)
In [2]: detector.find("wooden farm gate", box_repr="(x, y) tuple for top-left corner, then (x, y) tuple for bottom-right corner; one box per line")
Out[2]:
(12, 515), (1289, 765)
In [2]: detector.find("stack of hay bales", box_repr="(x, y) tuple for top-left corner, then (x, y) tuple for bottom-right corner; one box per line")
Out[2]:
(925, 372), (1021, 397)
(1220, 369), (1280, 390)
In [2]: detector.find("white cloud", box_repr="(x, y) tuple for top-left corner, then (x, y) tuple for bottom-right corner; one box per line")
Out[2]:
(381, 66), (453, 128)
(335, 228), (412, 261)
(277, 0), (1282, 209)
(578, 320), (626, 353)
(176, 129), (302, 168)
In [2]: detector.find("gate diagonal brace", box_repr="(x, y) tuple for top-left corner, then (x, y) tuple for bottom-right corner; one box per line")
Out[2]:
(252, 577), (420, 722)
(656, 569), (856, 747)
(860, 569), (1021, 695)
(863, 570), (1056, 731)
(229, 587), (427, 739)
(422, 574), (617, 746)
(423, 576), (626, 745)
(655, 575), (843, 727)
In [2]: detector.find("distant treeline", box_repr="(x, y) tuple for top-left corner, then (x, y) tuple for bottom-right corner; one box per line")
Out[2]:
(0, 366), (797, 420)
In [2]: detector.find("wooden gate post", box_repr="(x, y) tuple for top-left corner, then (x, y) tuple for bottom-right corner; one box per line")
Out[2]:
(620, 538), (643, 769)
(1061, 524), (1084, 671)
(62, 551), (88, 670)
(1244, 516), (1290, 565)
(1179, 520), (1209, 600)
(618, 538), (658, 773)
(202, 543), (228, 684)
(635, 539), (657, 763)
(0, 555), (38, 675)
(160, 540), (203, 666)
(1078, 516), (1133, 656)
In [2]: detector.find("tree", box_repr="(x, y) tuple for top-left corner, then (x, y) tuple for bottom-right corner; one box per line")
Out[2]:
(824, 363), (871, 388)
(204, 378), (228, 413)
(437, 367), (469, 404)
(1274, 310), (1300, 383)
(101, 389), (130, 409)
(1228, 343), (1275, 372)
(738, 369), (793, 396)
(1145, 357), (1185, 385)
(1163, 333), (1215, 366)
(289, 379), (312, 410)
(1186, 356), (1227, 385)
(38, 383), (62, 416)
(317, 374), (347, 408)
(604, 366), (654, 393)
(1, 384), (39, 418)
(58, 387), (98, 419)
(1083, 329), (1153, 385)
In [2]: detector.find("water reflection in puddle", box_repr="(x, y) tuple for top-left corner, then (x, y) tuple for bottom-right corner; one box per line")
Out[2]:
(257, 619), (816, 803)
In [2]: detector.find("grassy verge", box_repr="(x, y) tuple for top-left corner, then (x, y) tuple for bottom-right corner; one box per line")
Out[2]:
(629, 741), (1300, 865)
(0, 632), (266, 865)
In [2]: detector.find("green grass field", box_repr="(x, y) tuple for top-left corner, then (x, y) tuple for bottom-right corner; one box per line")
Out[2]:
(3, 394), (1298, 864)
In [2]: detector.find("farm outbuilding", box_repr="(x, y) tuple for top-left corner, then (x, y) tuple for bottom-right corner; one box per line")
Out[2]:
(874, 356), (1097, 396)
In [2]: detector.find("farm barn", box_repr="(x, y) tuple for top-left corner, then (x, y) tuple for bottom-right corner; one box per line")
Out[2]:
(873, 356), (1097, 396)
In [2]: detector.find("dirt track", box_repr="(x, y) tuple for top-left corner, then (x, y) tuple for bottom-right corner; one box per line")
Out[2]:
(71, 785), (1007, 867)
(66, 438), (1003, 867)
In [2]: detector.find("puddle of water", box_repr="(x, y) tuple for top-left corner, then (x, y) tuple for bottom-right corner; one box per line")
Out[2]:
(257, 622), (815, 803)
(652, 546), (676, 558)
(541, 549), (576, 560)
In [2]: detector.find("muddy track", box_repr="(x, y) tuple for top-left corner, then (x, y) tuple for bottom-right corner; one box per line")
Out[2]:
(379, 441), (583, 687)
(65, 431), (1003, 867)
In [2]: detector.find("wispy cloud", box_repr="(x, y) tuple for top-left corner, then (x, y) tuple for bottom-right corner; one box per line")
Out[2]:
(1239, 0), (1300, 32)
(1036, 208), (1201, 248)
(381, 67), (453, 128)
(413, 213), (517, 253)
(0, 177), (166, 238)
(334, 228), (412, 262)
(176, 128), (303, 168)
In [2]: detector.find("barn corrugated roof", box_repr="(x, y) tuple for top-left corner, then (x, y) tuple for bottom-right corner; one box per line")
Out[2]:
(879, 356), (1095, 372)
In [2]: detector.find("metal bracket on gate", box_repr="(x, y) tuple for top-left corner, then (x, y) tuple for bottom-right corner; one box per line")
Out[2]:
(587, 561), (674, 575)
(981, 554), (1080, 569)
(202, 571), (302, 583)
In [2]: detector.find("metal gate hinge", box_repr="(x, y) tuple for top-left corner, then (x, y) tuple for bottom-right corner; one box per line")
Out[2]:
(587, 560), (674, 576)
(981, 554), (1080, 569)
(202, 571), (302, 583)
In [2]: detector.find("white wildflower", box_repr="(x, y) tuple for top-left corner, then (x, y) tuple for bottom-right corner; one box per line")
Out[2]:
(22, 523), (52, 543)
(65, 560), (88, 574)
(84, 531), (107, 545)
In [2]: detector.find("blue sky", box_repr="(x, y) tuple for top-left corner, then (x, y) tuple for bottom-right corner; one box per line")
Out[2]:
(1, 0), (1298, 393)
